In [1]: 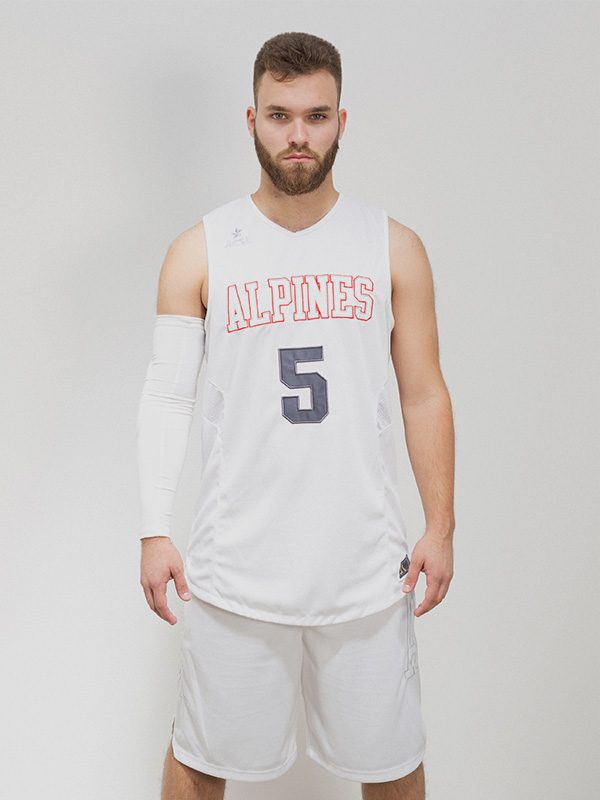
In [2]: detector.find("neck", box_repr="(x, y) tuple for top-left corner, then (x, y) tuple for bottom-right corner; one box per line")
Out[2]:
(250, 181), (340, 231)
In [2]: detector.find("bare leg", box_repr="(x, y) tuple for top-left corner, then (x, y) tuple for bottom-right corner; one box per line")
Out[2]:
(161, 740), (226, 800)
(361, 761), (425, 800)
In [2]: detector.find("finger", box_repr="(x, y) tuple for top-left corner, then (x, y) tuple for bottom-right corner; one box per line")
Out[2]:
(141, 583), (156, 613)
(172, 565), (191, 601)
(415, 580), (443, 617)
(438, 579), (452, 601)
(402, 558), (422, 593)
(151, 584), (177, 625)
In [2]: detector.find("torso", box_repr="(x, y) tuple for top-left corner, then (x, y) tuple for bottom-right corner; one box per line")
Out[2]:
(182, 191), (412, 625)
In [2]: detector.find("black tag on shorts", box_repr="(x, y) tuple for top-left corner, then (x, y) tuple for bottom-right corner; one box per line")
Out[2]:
(398, 554), (410, 579)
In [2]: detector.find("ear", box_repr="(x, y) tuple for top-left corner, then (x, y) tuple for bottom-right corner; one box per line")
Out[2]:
(338, 107), (348, 140)
(246, 106), (256, 137)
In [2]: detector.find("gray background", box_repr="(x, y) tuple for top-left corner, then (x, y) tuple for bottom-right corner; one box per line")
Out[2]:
(2, 1), (598, 798)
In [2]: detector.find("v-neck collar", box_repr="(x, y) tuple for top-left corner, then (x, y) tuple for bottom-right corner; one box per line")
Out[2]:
(246, 192), (344, 237)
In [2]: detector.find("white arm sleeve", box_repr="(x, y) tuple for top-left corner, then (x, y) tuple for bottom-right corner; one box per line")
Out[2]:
(136, 314), (206, 540)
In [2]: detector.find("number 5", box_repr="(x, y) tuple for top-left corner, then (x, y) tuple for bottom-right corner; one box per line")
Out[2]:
(278, 346), (329, 424)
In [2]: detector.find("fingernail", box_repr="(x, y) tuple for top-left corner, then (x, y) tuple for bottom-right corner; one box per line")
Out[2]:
(182, 592), (191, 600)
(403, 584), (411, 592)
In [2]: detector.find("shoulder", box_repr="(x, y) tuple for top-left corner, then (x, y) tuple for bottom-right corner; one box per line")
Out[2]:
(162, 220), (207, 282)
(387, 215), (433, 289)
(387, 215), (426, 259)
(167, 219), (207, 265)
(156, 221), (207, 316)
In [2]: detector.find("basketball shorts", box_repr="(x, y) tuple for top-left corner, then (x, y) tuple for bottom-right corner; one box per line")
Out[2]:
(170, 591), (426, 783)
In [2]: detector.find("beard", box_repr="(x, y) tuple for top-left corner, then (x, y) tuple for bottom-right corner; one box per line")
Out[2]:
(253, 124), (340, 196)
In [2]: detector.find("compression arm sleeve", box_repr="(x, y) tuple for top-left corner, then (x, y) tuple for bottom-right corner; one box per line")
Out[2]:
(136, 314), (206, 540)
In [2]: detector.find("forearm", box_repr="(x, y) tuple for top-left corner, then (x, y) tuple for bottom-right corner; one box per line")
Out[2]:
(400, 389), (455, 538)
(136, 315), (205, 540)
(137, 391), (195, 539)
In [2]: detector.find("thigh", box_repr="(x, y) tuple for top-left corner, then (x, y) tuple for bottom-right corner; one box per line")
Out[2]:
(171, 595), (303, 781)
(301, 592), (427, 782)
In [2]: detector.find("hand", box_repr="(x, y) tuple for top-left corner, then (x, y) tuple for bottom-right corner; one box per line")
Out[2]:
(140, 537), (192, 625)
(402, 530), (454, 617)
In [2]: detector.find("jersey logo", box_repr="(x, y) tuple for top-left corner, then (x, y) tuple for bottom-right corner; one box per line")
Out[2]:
(225, 227), (249, 247)
(398, 555), (410, 579)
(226, 273), (375, 332)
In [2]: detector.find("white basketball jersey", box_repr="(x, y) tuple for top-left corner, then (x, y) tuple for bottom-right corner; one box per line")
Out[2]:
(184, 191), (412, 625)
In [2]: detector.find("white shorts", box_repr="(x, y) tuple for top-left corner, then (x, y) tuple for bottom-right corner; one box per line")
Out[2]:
(170, 591), (426, 783)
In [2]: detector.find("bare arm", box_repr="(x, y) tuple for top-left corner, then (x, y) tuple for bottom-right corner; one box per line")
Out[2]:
(389, 217), (455, 615)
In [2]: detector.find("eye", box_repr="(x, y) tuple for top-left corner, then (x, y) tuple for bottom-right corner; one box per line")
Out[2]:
(270, 113), (328, 121)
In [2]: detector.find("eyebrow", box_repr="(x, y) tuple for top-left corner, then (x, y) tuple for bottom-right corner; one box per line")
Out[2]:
(265, 104), (332, 113)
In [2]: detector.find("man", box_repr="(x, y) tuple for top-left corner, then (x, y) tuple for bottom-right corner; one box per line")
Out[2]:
(137, 32), (454, 800)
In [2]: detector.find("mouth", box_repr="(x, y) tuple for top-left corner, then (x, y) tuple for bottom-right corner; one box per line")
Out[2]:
(284, 154), (314, 162)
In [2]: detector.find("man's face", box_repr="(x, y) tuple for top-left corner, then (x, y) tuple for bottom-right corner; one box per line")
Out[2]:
(249, 70), (346, 196)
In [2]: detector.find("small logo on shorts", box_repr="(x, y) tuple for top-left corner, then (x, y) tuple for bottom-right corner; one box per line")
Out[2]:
(398, 555), (410, 579)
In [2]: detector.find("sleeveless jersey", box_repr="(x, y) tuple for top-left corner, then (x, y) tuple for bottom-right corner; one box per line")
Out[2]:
(184, 191), (412, 625)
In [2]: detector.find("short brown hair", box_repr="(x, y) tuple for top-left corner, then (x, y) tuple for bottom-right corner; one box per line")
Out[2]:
(253, 32), (342, 109)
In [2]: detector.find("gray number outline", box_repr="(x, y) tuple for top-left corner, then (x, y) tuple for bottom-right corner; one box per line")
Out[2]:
(278, 346), (329, 424)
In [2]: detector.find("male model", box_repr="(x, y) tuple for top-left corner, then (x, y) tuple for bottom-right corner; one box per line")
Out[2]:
(137, 31), (455, 800)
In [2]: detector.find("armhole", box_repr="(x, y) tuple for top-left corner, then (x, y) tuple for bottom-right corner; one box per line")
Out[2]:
(382, 209), (395, 331)
(201, 214), (212, 328)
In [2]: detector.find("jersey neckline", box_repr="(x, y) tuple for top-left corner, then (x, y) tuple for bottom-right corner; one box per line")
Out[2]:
(245, 191), (344, 237)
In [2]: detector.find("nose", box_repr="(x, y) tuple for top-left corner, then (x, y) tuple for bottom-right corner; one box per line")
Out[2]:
(288, 120), (309, 151)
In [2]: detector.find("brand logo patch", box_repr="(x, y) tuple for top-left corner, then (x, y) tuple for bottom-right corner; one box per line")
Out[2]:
(398, 554), (410, 579)
(225, 227), (249, 247)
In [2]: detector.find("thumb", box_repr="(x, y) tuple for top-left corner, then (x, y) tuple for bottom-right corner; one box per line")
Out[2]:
(402, 559), (420, 593)
(173, 565), (192, 601)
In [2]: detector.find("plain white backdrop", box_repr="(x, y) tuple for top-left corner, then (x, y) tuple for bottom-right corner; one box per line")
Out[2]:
(2, 2), (598, 798)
